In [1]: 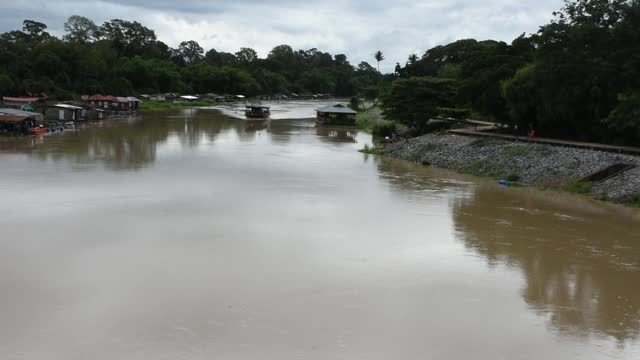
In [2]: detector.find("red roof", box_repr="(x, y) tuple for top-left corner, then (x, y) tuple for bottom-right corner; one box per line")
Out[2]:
(2, 97), (43, 103)
(87, 95), (119, 102)
(0, 115), (29, 123)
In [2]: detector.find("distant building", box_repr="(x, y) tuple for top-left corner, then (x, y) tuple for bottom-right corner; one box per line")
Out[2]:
(0, 108), (45, 122)
(0, 112), (40, 134)
(178, 95), (200, 102)
(316, 104), (357, 126)
(87, 95), (120, 110)
(46, 104), (85, 121)
(1, 96), (47, 110)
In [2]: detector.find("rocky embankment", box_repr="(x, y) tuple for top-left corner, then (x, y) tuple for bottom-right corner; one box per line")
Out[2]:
(382, 133), (640, 204)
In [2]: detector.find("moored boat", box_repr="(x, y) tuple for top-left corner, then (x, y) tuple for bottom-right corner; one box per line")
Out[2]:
(245, 105), (271, 119)
(28, 126), (48, 135)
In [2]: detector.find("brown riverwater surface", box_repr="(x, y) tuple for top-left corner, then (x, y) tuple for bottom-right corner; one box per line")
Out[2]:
(0, 105), (639, 360)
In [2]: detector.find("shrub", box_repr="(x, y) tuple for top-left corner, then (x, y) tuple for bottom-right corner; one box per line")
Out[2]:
(566, 181), (593, 194)
(359, 144), (384, 155)
(503, 146), (529, 157)
(371, 121), (396, 138)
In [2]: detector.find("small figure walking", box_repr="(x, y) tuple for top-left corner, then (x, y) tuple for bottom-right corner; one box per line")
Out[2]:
(391, 132), (397, 144)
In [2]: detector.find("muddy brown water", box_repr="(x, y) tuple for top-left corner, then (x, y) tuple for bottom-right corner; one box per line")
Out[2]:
(1, 104), (639, 359)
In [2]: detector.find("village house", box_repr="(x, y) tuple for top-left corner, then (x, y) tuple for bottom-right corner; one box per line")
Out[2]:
(86, 95), (120, 110)
(0, 108), (45, 122)
(46, 103), (85, 121)
(0, 111), (40, 134)
(1, 95), (47, 111)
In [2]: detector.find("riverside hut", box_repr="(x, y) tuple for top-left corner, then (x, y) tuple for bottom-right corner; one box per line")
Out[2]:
(316, 104), (357, 126)
(87, 95), (119, 110)
(0, 108), (45, 122)
(46, 103), (84, 121)
(0, 114), (39, 134)
(2, 96), (46, 111)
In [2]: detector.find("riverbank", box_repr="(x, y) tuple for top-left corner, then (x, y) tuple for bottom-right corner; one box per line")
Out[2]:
(379, 132), (640, 206)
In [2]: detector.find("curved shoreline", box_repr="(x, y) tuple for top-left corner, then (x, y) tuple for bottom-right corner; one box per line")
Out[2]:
(379, 133), (640, 206)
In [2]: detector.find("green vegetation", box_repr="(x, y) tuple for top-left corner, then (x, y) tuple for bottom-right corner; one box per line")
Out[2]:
(470, 138), (498, 147)
(503, 146), (529, 157)
(628, 192), (640, 207)
(381, 0), (640, 146)
(359, 144), (384, 155)
(566, 181), (594, 194)
(139, 100), (212, 111)
(0, 18), (384, 98)
(356, 107), (398, 137)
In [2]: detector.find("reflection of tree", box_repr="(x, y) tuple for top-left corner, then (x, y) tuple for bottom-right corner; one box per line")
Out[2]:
(453, 187), (640, 343)
(0, 109), (240, 170)
(315, 126), (358, 144)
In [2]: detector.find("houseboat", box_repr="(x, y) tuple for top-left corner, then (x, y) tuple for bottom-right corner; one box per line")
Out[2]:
(245, 105), (271, 119)
(316, 104), (357, 126)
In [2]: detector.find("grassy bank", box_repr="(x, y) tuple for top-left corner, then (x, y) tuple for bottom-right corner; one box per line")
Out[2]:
(356, 106), (398, 137)
(140, 100), (214, 111)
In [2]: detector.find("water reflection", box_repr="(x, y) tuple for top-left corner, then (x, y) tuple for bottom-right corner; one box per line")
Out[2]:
(315, 126), (358, 144)
(0, 109), (271, 170)
(453, 185), (640, 342)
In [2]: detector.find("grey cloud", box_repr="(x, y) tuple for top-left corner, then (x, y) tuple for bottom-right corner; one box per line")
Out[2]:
(0, 0), (564, 72)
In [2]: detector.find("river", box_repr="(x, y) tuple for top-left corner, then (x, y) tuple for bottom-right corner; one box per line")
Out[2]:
(1, 103), (639, 360)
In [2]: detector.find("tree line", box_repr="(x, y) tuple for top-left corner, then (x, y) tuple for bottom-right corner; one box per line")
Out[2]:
(382, 0), (640, 145)
(0, 17), (383, 99)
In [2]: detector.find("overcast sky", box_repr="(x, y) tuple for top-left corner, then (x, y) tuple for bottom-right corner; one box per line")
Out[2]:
(0, 0), (564, 72)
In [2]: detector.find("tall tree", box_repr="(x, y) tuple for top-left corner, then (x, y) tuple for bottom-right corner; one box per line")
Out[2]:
(235, 47), (258, 65)
(177, 40), (204, 64)
(374, 50), (385, 72)
(63, 15), (99, 43)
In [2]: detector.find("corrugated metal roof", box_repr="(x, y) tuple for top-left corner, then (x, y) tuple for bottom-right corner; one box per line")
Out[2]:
(53, 104), (83, 110)
(127, 97), (142, 102)
(316, 104), (357, 114)
(0, 108), (42, 117)
(180, 95), (199, 100)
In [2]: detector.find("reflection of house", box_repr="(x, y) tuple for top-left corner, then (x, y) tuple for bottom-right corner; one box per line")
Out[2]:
(316, 104), (357, 126)
(46, 104), (85, 121)
(0, 114), (39, 134)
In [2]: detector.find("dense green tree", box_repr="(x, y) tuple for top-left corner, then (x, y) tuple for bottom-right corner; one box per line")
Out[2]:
(381, 77), (458, 129)
(235, 47), (259, 65)
(63, 15), (99, 43)
(177, 40), (204, 64)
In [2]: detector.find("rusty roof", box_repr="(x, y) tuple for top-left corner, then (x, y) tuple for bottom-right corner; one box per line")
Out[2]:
(87, 95), (119, 102)
(2, 97), (43, 103)
(0, 115), (29, 123)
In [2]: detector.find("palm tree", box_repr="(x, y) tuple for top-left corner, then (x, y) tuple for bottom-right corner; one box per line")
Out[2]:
(374, 50), (385, 72)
